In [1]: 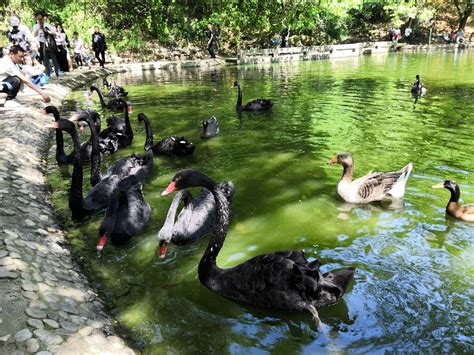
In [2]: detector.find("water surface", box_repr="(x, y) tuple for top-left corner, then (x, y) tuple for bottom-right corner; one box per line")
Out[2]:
(48, 50), (474, 354)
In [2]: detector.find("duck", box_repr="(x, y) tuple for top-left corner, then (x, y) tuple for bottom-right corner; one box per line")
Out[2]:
(201, 116), (219, 139)
(157, 181), (235, 258)
(162, 169), (355, 326)
(327, 152), (413, 203)
(432, 180), (474, 222)
(90, 85), (127, 110)
(43, 106), (74, 164)
(411, 74), (427, 97)
(233, 81), (273, 111)
(97, 170), (151, 254)
(138, 113), (195, 156)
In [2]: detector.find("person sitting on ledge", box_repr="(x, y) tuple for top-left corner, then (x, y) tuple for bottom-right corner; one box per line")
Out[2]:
(0, 45), (51, 105)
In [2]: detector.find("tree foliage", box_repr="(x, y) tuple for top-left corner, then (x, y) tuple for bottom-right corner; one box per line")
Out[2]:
(1, 0), (472, 54)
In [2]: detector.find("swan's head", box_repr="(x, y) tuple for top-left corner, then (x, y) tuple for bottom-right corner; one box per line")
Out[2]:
(43, 105), (58, 116)
(432, 180), (458, 191)
(416, 74), (420, 80)
(162, 169), (215, 196)
(137, 113), (148, 124)
(233, 81), (240, 88)
(328, 152), (354, 167)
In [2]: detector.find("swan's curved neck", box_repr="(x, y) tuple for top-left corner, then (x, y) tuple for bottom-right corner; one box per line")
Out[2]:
(236, 85), (242, 111)
(124, 103), (133, 138)
(161, 190), (188, 237)
(141, 116), (154, 150)
(51, 110), (66, 160)
(91, 86), (107, 107)
(198, 183), (229, 290)
(341, 161), (353, 182)
(86, 115), (102, 187)
(67, 126), (85, 218)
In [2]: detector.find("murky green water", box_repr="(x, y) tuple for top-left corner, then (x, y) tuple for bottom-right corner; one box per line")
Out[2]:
(48, 51), (474, 354)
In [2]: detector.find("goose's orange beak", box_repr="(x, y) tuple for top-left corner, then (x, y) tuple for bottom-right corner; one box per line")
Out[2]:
(327, 156), (337, 165)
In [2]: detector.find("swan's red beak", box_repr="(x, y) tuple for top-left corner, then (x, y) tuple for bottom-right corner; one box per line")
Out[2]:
(97, 235), (107, 252)
(40, 109), (47, 115)
(127, 104), (133, 114)
(161, 181), (176, 196)
(44, 122), (59, 129)
(159, 240), (168, 258)
(327, 156), (338, 165)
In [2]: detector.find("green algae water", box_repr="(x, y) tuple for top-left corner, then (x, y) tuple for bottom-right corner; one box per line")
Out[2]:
(48, 51), (474, 354)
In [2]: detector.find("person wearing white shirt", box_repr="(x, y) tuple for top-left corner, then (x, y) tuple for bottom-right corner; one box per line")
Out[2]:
(32, 10), (61, 78)
(0, 45), (50, 104)
(71, 32), (84, 67)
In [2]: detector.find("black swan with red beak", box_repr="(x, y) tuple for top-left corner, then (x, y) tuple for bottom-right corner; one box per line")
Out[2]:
(233, 81), (273, 111)
(43, 106), (74, 164)
(97, 170), (150, 254)
(162, 169), (355, 326)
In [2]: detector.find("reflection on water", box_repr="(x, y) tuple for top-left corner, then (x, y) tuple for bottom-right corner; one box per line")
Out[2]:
(47, 51), (474, 353)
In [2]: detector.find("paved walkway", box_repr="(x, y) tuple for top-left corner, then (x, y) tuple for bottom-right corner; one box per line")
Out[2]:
(0, 67), (135, 354)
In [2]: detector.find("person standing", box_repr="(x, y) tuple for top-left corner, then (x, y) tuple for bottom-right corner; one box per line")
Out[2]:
(206, 23), (217, 59)
(71, 31), (84, 68)
(92, 26), (106, 67)
(0, 45), (50, 104)
(32, 10), (61, 78)
(404, 26), (412, 44)
(55, 24), (69, 72)
(8, 16), (31, 52)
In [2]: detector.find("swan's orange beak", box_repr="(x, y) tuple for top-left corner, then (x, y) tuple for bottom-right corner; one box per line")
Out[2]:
(161, 181), (176, 196)
(97, 235), (107, 252)
(159, 240), (168, 258)
(327, 156), (338, 165)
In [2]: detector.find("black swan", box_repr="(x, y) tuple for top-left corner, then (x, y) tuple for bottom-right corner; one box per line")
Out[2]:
(102, 100), (134, 148)
(157, 181), (235, 258)
(233, 81), (273, 111)
(90, 85), (127, 110)
(43, 106), (74, 165)
(103, 79), (128, 97)
(411, 74), (426, 97)
(76, 110), (118, 164)
(47, 119), (153, 219)
(97, 170), (151, 254)
(137, 113), (195, 156)
(162, 169), (355, 326)
(201, 116), (219, 139)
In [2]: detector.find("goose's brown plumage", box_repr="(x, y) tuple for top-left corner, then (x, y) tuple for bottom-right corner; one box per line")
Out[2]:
(432, 180), (474, 222)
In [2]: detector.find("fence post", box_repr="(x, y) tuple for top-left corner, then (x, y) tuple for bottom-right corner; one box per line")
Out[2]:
(428, 28), (432, 45)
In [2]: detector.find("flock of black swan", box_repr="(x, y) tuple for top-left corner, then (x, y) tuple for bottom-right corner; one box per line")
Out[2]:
(45, 74), (472, 329)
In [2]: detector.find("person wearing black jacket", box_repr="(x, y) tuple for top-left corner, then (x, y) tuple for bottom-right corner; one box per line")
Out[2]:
(92, 26), (106, 67)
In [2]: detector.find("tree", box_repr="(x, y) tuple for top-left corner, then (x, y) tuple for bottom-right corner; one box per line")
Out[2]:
(453, 0), (473, 31)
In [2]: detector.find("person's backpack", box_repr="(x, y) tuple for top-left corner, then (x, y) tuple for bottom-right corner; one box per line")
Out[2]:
(44, 32), (57, 52)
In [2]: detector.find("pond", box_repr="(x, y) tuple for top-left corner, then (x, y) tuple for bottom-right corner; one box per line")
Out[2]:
(48, 50), (474, 354)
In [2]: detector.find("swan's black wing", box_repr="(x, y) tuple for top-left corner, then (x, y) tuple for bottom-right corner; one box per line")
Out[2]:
(243, 99), (273, 111)
(216, 251), (321, 311)
(83, 175), (121, 212)
(173, 189), (215, 244)
(153, 136), (195, 156)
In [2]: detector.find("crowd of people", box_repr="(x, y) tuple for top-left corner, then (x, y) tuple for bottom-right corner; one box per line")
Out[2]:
(0, 10), (108, 107)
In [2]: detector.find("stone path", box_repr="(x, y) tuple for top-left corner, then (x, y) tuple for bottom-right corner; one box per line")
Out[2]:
(0, 67), (135, 354)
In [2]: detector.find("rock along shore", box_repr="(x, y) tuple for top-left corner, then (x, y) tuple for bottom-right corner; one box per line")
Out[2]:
(0, 59), (221, 354)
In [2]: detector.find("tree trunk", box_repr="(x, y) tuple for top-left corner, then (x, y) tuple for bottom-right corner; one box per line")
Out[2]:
(453, 0), (473, 31)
